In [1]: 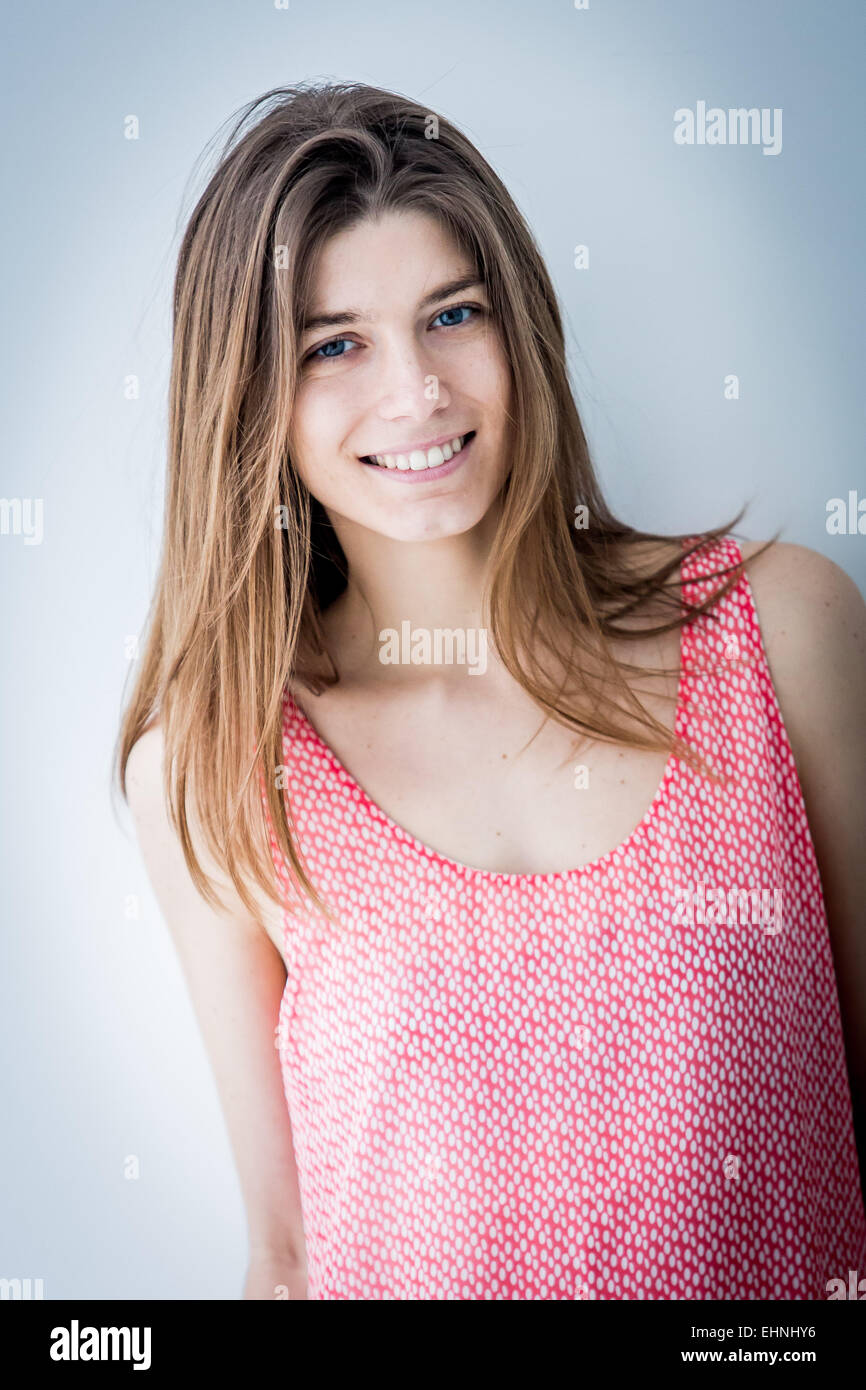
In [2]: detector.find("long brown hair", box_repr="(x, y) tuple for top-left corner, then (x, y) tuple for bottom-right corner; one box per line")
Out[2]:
(113, 80), (777, 923)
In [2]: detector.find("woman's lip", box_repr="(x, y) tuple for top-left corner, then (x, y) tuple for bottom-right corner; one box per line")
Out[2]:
(359, 432), (475, 484)
(360, 430), (470, 459)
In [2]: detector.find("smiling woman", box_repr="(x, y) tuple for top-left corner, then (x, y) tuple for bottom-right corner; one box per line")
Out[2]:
(115, 80), (866, 1301)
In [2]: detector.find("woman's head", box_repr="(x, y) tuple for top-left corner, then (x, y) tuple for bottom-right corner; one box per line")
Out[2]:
(116, 80), (752, 922)
(168, 80), (610, 617)
(289, 205), (513, 546)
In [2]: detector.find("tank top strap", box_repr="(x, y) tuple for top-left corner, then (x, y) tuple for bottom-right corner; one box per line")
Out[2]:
(678, 532), (764, 679)
(675, 532), (806, 867)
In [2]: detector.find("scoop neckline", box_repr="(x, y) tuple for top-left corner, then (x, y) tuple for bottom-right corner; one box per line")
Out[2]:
(283, 575), (691, 886)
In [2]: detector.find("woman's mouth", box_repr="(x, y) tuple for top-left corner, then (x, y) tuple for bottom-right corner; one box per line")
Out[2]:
(358, 431), (476, 482)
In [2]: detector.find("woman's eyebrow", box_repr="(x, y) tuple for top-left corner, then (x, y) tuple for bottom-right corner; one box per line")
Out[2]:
(299, 276), (485, 334)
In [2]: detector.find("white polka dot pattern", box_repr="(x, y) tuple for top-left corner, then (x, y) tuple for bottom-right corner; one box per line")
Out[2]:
(264, 535), (866, 1299)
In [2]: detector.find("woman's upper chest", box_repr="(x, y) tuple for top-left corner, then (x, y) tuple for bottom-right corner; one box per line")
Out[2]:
(290, 627), (681, 877)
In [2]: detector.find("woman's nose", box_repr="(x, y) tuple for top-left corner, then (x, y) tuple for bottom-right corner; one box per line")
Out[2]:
(371, 339), (448, 414)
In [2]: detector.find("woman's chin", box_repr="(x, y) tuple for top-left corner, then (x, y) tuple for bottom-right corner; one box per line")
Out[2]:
(368, 502), (494, 544)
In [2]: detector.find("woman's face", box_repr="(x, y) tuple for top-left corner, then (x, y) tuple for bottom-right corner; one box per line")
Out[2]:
(288, 209), (513, 544)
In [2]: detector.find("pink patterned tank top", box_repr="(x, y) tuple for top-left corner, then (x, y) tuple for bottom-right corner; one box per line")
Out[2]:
(265, 534), (866, 1299)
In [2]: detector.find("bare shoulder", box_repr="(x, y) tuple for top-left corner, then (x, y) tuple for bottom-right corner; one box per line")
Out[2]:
(125, 721), (286, 958)
(737, 535), (866, 831)
(738, 538), (866, 702)
(125, 720), (166, 805)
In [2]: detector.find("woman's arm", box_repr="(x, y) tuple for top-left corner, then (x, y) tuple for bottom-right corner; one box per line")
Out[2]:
(125, 725), (308, 1299)
(743, 539), (866, 1178)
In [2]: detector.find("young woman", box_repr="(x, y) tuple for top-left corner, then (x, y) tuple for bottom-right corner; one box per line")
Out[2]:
(116, 82), (866, 1301)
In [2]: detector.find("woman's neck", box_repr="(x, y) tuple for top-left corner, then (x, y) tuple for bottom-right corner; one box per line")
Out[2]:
(321, 506), (501, 683)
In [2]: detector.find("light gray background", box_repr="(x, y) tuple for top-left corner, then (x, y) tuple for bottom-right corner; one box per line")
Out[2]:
(2, 0), (863, 1298)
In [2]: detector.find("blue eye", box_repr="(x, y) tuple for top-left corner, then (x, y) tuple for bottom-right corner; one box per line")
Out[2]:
(432, 304), (475, 328)
(309, 337), (357, 361)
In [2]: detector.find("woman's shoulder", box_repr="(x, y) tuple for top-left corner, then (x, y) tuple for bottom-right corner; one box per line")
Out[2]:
(737, 537), (865, 704)
(124, 716), (289, 960)
(725, 538), (866, 752)
(621, 533), (865, 776)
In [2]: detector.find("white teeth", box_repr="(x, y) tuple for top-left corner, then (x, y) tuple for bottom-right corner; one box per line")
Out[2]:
(368, 434), (469, 470)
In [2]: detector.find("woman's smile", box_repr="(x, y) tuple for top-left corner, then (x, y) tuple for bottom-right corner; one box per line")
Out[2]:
(358, 430), (476, 483)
